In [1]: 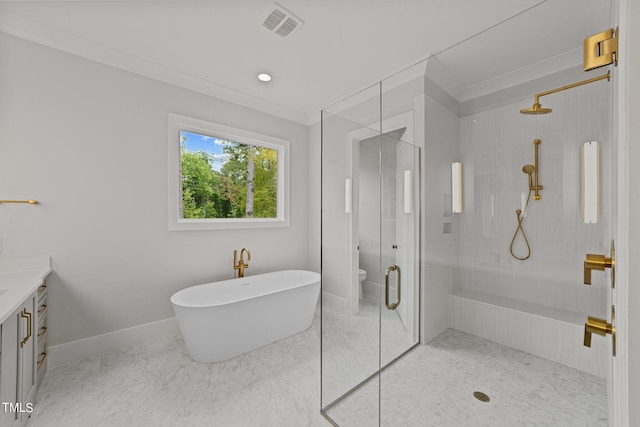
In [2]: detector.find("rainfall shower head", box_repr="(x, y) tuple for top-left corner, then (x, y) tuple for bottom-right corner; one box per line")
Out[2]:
(520, 71), (610, 115)
(520, 103), (552, 115)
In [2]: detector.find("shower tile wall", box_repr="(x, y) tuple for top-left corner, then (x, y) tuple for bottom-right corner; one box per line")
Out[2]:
(457, 78), (612, 319)
(423, 93), (461, 343)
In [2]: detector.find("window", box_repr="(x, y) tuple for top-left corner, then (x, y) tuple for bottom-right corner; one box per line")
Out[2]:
(168, 114), (290, 230)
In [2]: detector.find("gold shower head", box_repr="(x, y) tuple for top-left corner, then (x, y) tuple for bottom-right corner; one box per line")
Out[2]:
(520, 103), (552, 115)
(520, 71), (610, 115)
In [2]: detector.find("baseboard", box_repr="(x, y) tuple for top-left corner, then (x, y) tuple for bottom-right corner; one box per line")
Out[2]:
(322, 291), (346, 310)
(48, 317), (179, 369)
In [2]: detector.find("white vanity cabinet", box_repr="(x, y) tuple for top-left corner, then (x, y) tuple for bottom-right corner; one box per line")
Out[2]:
(0, 307), (19, 427)
(0, 291), (38, 427)
(0, 258), (50, 427)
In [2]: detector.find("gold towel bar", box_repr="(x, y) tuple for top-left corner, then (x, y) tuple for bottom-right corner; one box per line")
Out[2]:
(0, 200), (38, 204)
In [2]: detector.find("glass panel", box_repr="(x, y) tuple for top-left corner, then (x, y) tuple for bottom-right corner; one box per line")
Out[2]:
(321, 83), (381, 426)
(378, 62), (424, 426)
(413, 2), (613, 424)
(321, 3), (613, 426)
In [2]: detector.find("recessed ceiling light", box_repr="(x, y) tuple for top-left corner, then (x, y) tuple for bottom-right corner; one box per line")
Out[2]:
(257, 73), (272, 82)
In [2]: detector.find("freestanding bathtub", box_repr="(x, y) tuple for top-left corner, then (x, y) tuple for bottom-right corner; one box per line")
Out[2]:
(171, 270), (320, 362)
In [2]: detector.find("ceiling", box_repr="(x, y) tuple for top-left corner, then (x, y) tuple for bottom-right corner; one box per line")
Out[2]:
(0, 0), (611, 124)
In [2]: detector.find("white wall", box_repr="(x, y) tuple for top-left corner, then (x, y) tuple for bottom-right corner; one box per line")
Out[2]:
(626, 0), (640, 423)
(0, 34), (309, 347)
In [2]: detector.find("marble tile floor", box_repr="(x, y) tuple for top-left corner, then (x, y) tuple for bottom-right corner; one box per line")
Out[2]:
(29, 315), (606, 427)
(326, 329), (607, 427)
(28, 314), (327, 427)
(322, 294), (416, 404)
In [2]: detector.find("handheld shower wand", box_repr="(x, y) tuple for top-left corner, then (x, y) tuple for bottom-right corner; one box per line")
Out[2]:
(510, 157), (538, 261)
(522, 164), (535, 192)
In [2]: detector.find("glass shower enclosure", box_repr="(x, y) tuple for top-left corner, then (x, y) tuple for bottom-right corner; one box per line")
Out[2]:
(320, 1), (616, 426)
(320, 66), (423, 425)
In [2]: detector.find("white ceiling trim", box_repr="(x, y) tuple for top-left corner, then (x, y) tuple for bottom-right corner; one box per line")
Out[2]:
(460, 47), (583, 102)
(0, 16), (309, 125)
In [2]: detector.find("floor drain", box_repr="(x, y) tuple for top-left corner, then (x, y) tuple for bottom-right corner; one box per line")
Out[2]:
(473, 391), (490, 402)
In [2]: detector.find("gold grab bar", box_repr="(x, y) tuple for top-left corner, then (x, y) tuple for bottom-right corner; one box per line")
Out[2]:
(20, 309), (32, 348)
(0, 200), (38, 204)
(385, 265), (401, 310)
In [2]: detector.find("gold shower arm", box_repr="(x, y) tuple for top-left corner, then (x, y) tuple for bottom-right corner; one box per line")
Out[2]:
(0, 200), (38, 204)
(532, 71), (610, 106)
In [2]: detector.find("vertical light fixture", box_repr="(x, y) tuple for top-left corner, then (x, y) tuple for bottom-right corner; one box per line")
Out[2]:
(452, 162), (462, 213)
(344, 178), (352, 214)
(582, 141), (599, 223)
(403, 170), (413, 214)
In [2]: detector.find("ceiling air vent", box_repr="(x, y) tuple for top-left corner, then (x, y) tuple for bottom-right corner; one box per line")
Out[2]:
(261, 3), (303, 38)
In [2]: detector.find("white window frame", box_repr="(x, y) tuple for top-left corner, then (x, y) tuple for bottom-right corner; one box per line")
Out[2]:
(168, 113), (290, 230)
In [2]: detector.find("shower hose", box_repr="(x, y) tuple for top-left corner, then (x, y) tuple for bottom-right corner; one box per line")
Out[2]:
(509, 189), (532, 261)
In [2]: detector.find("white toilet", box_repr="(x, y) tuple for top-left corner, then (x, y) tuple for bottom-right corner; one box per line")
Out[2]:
(358, 268), (367, 299)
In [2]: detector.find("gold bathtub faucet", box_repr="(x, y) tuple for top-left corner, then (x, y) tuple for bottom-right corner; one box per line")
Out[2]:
(233, 248), (251, 278)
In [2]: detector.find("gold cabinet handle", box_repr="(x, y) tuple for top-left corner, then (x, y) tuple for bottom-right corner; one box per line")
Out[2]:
(584, 306), (616, 356)
(384, 265), (401, 310)
(37, 352), (47, 367)
(37, 326), (47, 338)
(38, 283), (47, 294)
(20, 309), (32, 348)
(38, 304), (47, 315)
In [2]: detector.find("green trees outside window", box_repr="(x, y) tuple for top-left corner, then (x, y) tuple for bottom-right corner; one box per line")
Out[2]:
(180, 131), (278, 219)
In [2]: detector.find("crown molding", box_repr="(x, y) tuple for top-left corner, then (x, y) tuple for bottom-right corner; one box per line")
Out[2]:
(460, 47), (583, 102)
(0, 16), (309, 125)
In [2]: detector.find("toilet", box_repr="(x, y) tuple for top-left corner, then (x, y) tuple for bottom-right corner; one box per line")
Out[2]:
(358, 268), (367, 299)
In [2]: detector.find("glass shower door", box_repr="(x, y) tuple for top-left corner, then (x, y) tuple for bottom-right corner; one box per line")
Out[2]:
(379, 128), (421, 427)
(379, 130), (420, 367)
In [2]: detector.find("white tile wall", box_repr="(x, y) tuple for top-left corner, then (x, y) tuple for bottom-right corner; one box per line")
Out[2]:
(451, 292), (608, 377)
(457, 79), (613, 314)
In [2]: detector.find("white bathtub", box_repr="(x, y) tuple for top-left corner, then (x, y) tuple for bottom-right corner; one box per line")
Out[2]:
(171, 270), (320, 362)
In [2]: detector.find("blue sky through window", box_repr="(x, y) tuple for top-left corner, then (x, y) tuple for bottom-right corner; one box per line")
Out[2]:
(180, 130), (231, 172)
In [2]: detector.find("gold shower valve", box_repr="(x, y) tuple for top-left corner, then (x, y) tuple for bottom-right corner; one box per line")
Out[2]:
(583, 306), (616, 356)
(583, 253), (613, 285)
(583, 240), (615, 286)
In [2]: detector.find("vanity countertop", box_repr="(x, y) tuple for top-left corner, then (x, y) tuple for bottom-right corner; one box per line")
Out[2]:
(0, 257), (51, 324)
